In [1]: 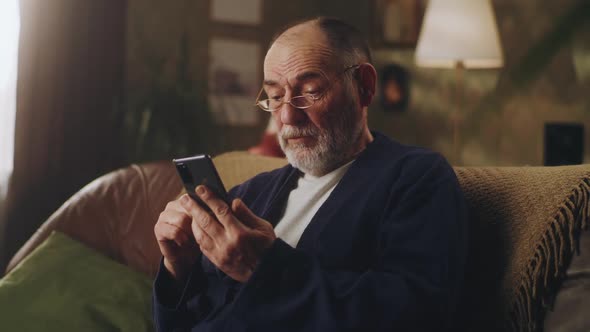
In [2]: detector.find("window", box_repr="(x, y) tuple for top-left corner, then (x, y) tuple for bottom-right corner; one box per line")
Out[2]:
(0, 0), (20, 196)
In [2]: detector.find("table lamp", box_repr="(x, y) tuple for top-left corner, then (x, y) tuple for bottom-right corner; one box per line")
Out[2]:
(415, 0), (503, 164)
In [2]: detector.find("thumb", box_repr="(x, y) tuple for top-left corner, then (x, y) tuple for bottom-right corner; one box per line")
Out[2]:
(232, 199), (263, 228)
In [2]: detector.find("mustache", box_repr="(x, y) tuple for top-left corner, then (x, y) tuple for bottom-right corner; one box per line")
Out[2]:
(279, 125), (320, 139)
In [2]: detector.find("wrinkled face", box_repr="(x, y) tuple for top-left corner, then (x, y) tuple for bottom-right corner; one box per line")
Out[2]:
(263, 25), (364, 176)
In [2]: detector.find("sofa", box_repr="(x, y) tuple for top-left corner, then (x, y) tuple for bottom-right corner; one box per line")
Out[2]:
(3, 151), (589, 331)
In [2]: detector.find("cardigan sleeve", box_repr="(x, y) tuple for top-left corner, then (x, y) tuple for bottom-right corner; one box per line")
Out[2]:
(227, 154), (468, 331)
(152, 257), (210, 331)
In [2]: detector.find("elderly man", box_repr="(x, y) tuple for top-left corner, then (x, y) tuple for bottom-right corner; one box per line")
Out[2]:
(153, 17), (467, 332)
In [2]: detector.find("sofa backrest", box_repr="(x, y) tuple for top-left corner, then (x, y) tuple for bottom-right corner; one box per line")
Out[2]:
(6, 151), (590, 331)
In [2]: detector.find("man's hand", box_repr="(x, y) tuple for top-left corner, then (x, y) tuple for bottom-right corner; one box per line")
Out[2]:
(154, 197), (201, 283)
(180, 185), (276, 283)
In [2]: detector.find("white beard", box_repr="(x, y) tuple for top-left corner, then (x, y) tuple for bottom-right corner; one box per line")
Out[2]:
(278, 100), (363, 177)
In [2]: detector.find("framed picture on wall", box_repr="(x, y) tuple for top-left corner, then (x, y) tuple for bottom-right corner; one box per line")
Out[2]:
(211, 0), (262, 25)
(208, 38), (261, 126)
(380, 63), (411, 112)
(373, 0), (426, 47)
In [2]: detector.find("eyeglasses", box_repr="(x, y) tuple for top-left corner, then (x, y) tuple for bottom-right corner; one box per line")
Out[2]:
(254, 64), (360, 112)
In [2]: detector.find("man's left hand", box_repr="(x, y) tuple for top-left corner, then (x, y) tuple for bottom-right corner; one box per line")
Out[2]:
(180, 186), (276, 283)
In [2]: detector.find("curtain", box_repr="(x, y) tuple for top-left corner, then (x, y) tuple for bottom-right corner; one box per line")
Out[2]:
(0, 0), (20, 263)
(1, 0), (127, 271)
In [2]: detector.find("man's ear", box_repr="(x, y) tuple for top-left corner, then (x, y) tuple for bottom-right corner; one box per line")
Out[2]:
(356, 63), (377, 107)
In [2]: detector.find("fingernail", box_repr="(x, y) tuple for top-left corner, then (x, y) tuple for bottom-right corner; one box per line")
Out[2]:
(232, 198), (240, 210)
(181, 195), (189, 205)
(196, 186), (205, 196)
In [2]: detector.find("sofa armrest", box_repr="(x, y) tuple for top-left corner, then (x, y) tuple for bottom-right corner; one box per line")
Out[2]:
(6, 161), (180, 277)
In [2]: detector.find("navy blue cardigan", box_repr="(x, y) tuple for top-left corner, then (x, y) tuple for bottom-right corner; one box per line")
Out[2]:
(153, 132), (468, 332)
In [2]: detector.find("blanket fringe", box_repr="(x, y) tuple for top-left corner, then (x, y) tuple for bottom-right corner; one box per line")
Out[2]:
(508, 177), (590, 331)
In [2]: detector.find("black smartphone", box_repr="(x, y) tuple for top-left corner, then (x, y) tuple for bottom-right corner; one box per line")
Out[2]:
(173, 154), (229, 206)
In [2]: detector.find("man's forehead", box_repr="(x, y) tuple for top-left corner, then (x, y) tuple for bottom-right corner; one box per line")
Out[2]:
(263, 41), (339, 83)
(265, 43), (334, 69)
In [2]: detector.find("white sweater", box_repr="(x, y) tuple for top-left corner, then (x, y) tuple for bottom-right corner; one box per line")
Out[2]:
(274, 160), (354, 248)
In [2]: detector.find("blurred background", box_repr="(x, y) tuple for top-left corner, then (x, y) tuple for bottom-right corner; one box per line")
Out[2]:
(0, 0), (589, 270)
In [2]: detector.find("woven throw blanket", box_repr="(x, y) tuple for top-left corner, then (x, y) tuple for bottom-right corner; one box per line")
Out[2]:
(454, 166), (590, 332)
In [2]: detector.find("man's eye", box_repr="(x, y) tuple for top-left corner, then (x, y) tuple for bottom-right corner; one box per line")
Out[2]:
(304, 92), (320, 99)
(270, 96), (283, 101)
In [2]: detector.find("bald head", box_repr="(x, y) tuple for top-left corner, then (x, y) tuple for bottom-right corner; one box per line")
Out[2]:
(268, 17), (372, 68)
(272, 21), (323, 47)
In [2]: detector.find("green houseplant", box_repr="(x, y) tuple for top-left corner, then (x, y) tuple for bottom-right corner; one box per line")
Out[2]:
(123, 32), (216, 163)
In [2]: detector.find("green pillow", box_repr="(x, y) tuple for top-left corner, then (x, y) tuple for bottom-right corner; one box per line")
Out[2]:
(0, 231), (154, 332)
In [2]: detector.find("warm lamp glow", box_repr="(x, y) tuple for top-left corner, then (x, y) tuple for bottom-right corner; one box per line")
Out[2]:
(415, 0), (503, 69)
(0, 0), (19, 185)
(0, 1), (20, 77)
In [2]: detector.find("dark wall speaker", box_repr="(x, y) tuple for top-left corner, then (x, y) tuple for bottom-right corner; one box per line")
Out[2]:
(544, 123), (584, 166)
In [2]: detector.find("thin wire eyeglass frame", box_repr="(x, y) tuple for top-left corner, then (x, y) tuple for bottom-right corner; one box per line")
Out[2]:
(254, 64), (361, 112)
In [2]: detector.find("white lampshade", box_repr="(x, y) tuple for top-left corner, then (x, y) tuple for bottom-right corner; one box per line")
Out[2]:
(415, 0), (504, 69)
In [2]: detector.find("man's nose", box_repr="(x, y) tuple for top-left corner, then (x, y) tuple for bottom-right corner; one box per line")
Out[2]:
(279, 102), (307, 126)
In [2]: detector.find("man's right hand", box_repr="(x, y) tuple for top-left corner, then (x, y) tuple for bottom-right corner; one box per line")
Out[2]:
(154, 194), (201, 283)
